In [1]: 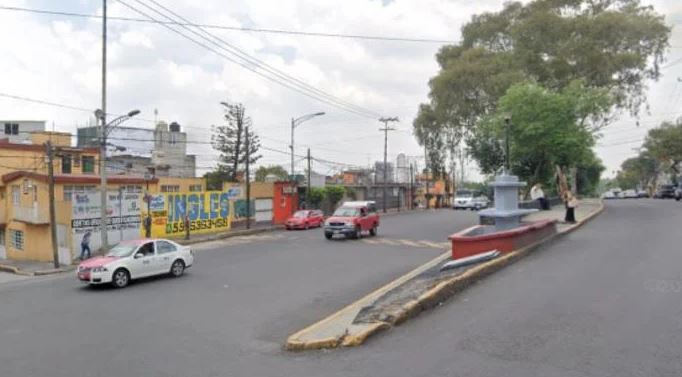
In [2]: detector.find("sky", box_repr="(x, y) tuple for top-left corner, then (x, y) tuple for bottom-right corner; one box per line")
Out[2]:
(0, 0), (681, 180)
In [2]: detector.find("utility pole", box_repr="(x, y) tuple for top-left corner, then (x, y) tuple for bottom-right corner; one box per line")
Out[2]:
(245, 126), (251, 230)
(410, 163), (414, 209)
(46, 141), (59, 268)
(100, 0), (108, 251)
(424, 145), (430, 209)
(290, 118), (295, 179)
(379, 117), (399, 213)
(306, 148), (311, 209)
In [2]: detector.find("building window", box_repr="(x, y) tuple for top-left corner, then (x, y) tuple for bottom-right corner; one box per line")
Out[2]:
(0, 229), (5, 247)
(63, 185), (96, 201)
(169, 133), (177, 145)
(125, 185), (142, 193)
(4, 123), (19, 135)
(11, 185), (20, 205)
(161, 185), (180, 193)
(63, 185), (73, 202)
(9, 229), (23, 250)
(82, 156), (95, 174)
(189, 184), (202, 192)
(61, 155), (72, 174)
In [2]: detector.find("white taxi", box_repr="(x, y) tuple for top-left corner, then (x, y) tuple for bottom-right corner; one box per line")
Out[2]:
(77, 239), (194, 288)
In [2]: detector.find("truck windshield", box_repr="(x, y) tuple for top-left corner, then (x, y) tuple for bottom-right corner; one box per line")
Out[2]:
(456, 190), (473, 197)
(333, 207), (360, 217)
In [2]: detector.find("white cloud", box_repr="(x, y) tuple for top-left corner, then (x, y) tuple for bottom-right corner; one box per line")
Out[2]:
(0, 0), (679, 179)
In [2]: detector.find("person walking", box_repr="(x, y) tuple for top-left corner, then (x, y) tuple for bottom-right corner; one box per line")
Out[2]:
(530, 183), (547, 210)
(80, 230), (92, 260)
(563, 191), (578, 224)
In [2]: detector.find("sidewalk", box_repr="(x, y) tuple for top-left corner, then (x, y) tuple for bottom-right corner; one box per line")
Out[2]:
(0, 259), (74, 276)
(523, 198), (602, 233)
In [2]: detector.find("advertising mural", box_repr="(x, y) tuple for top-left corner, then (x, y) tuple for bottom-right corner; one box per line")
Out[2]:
(147, 191), (238, 238)
(71, 192), (142, 254)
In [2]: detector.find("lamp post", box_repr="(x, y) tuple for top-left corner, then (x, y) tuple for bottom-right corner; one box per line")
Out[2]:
(95, 109), (140, 250)
(290, 112), (325, 179)
(504, 116), (512, 174)
(144, 170), (154, 238)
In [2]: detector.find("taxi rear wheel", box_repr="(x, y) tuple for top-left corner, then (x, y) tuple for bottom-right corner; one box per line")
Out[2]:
(170, 260), (185, 277)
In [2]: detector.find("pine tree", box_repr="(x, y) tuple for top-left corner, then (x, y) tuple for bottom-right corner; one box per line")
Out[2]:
(210, 102), (262, 182)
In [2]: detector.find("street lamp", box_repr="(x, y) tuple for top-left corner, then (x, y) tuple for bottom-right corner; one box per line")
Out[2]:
(290, 112), (325, 178)
(504, 116), (512, 174)
(94, 108), (140, 251)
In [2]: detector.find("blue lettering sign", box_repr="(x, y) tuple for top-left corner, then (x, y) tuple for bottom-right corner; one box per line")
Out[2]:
(187, 194), (199, 221)
(219, 193), (230, 218)
(199, 194), (209, 220)
(174, 195), (187, 222)
(209, 193), (219, 218)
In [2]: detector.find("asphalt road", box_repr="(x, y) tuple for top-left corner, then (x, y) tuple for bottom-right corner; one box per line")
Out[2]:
(0, 208), (477, 377)
(3, 200), (680, 377)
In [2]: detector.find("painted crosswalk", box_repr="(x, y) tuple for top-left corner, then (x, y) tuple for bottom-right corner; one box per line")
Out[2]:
(191, 233), (291, 251)
(361, 237), (450, 250)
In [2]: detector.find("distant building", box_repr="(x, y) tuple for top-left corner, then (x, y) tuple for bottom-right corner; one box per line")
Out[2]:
(151, 121), (196, 178)
(343, 169), (372, 185)
(77, 121), (197, 178)
(1, 120), (46, 144)
(374, 161), (394, 184)
(396, 153), (409, 183)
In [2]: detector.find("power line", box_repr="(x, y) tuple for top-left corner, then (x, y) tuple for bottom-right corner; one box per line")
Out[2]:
(0, 5), (454, 44)
(115, 0), (381, 119)
(139, 0), (380, 118)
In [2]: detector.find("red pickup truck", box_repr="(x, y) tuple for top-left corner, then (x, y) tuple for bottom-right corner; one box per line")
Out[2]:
(323, 201), (380, 240)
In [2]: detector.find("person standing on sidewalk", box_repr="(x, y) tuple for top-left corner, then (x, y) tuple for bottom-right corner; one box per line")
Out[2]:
(80, 230), (92, 260)
(563, 191), (578, 223)
(530, 183), (547, 210)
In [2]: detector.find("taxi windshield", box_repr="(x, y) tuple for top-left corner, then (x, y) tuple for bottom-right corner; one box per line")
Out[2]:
(106, 243), (139, 258)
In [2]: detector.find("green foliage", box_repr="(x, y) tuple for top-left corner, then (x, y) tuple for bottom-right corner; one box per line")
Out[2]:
(644, 120), (682, 176)
(324, 186), (345, 208)
(415, 0), (670, 183)
(469, 82), (607, 187)
(203, 169), (230, 191)
(615, 152), (659, 189)
(307, 187), (325, 208)
(254, 165), (288, 182)
(211, 102), (262, 181)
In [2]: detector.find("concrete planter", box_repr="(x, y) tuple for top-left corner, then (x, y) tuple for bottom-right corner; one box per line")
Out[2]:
(448, 219), (557, 260)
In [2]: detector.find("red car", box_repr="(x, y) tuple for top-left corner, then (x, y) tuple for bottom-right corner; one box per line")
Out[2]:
(323, 201), (380, 239)
(285, 210), (324, 230)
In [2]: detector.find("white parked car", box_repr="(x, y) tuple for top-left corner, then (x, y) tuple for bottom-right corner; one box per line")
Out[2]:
(77, 239), (194, 288)
(453, 190), (490, 210)
(601, 191), (616, 199)
(622, 189), (638, 199)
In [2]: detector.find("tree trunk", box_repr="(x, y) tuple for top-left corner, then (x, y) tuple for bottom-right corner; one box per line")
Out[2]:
(570, 167), (578, 194)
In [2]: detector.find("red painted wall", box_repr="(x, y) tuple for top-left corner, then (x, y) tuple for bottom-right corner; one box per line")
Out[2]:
(273, 182), (298, 225)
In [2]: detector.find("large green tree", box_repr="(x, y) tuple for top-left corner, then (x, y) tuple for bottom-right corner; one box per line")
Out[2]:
(415, 0), (670, 180)
(643, 120), (682, 181)
(210, 102), (262, 182)
(616, 152), (658, 189)
(468, 82), (609, 189)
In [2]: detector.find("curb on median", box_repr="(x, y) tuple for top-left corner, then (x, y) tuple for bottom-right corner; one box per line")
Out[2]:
(285, 200), (604, 350)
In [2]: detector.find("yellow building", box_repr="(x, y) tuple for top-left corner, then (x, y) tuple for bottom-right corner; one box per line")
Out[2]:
(0, 133), (207, 263)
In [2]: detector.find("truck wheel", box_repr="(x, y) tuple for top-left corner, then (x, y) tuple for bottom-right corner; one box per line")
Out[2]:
(352, 226), (362, 239)
(324, 232), (333, 240)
